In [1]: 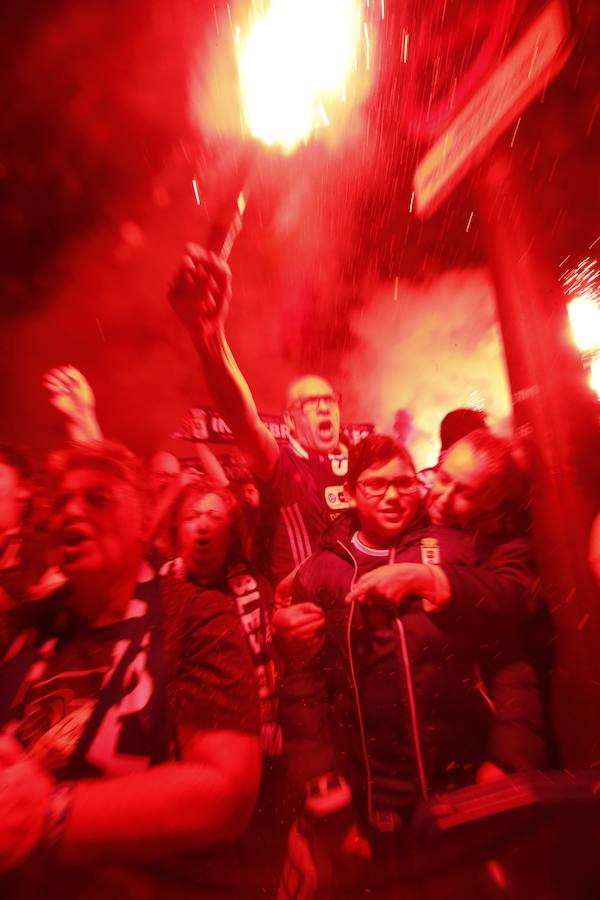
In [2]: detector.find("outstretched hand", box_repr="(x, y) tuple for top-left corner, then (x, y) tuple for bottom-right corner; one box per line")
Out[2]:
(43, 365), (96, 420)
(169, 244), (232, 339)
(345, 563), (429, 607)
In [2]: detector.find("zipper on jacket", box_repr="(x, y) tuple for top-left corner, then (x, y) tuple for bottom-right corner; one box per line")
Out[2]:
(337, 540), (430, 819)
(336, 539), (377, 826)
(474, 662), (497, 713)
(393, 617), (429, 800)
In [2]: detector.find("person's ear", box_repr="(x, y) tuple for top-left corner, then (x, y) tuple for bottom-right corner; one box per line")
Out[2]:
(344, 482), (357, 508)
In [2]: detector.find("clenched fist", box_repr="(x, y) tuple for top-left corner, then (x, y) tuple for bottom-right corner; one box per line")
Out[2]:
(169, 244), (232, 339)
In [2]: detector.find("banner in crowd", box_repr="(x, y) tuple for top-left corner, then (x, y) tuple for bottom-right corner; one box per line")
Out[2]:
(171, 407), (374, 448)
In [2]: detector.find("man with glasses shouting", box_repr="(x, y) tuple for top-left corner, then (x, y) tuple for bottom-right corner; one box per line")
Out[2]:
(169, 246), (350, 583)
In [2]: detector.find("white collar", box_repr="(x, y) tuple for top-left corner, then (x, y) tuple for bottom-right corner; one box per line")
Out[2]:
(287, 434), (310, 459)
(351, 532), (391, 557)
(287, 434), (346, 461)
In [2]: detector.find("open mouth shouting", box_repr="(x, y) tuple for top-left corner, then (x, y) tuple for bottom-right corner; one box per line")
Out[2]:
(317, 418), (335, 441)
(57, 525), (96, 564)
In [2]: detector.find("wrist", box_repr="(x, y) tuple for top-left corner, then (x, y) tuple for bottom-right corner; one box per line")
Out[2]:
(40, 781), (75, 855)
(412, 564), (431, 593)
(67, 410), (101, 441)
(421, 566), (452, 613)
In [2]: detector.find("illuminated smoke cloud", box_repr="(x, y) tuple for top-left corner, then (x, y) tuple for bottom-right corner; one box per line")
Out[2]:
(0, 1), (596, 466)
(339, 268), (512, 469)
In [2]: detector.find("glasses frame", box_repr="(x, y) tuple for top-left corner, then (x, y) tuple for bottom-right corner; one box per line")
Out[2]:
(356, 476), (419, 499)
(289, 392), (342, 415)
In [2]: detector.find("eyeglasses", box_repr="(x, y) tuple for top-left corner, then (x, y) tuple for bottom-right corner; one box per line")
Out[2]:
(290, 393), (341, 414)
(356, 476), (419, 499)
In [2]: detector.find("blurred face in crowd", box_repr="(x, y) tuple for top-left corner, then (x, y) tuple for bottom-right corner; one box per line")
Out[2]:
(239, 481), (260, 510)
(350, 455), (420, 549)
(51, 467), (146, 586)
(149, 450), (180, 498)
(178, 492), (232, 582)
(285, 375), (341, 455)
(0, 460), (26, 534)
(427, 440), (495, 529)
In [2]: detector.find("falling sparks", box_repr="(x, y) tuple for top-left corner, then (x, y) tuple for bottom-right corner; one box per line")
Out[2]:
(509, 116), (521, 148)
(578, 613), (591, 631)
(465, 211), (474, 232)
(527, 41), (540, 80)
(587, 102), (598, 137)
(317, 102), (330, 126)
(235, 0), (366, 152)
(487, 860), (509, 891)
(192, 179), (201, 205)
(409, 190), (415, 213)
(402, 30), (409, 64)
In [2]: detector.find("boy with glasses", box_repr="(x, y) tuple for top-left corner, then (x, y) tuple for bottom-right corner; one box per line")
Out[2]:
(279, 433), (543, 895)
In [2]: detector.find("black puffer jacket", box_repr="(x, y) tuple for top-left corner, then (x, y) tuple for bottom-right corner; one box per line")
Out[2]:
(281, 510), (544, 830)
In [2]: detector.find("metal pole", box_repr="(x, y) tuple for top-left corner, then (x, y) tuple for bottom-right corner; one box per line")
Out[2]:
(477, 147), (600, 766)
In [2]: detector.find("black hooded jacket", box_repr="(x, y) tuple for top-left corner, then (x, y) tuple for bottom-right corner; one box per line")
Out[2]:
(280, 508), (545, 831)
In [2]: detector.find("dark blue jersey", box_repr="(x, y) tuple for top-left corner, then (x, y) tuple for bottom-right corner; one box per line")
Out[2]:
(263, 441), (350, 582)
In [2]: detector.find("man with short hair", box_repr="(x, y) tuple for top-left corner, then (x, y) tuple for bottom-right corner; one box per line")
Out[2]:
(427, 426), (521, 534)
(169, 247), (349, 581)
(0, 441), (261, 896)
(279, 433), (542, 894)
(417, 406), (489, 493)
(148, 449), (181, 498)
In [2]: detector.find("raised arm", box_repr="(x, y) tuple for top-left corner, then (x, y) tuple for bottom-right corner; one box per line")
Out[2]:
(0, 589), (262, 872)
(169, 245), (279, 481)
(43, 365), (102, 443)
(192, 443), (230, 487)
(56, 731), (261, 863)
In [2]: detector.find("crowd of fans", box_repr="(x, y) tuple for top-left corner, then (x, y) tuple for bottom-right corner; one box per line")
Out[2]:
(0, 246), (596, 899)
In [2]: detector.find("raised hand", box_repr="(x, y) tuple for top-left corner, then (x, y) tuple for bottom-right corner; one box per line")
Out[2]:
(44, 365), (95, 418)
(169, 244), (232, 339)
(43, 365), (101, 441)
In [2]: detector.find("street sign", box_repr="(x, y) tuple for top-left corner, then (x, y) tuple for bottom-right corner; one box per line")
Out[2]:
(413, 0), (573, 219)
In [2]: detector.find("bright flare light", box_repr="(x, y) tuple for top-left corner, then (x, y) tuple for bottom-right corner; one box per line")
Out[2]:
(236, 0), (363, 152)
(563, 258), (600, 353)
(591, 356), (600, 398)
(567, 297), (600, 353)
(562, 257), (600, 399)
